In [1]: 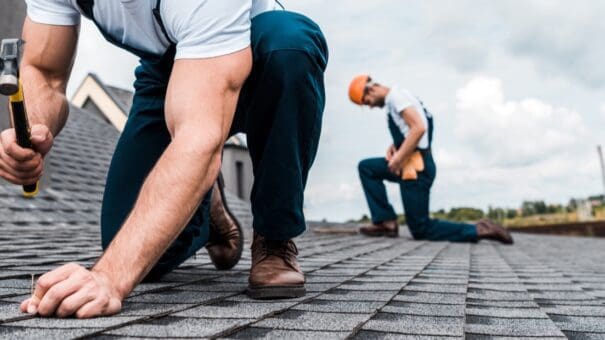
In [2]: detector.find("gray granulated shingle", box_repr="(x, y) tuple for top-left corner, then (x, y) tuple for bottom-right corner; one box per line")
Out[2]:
(292, 300), (385, 314)
(464, 316), (565, 337)
(393, 292), (467, 305)
(253, 310), (370, 331)
(543, 305), (605, 317)
(362, 313), (464, 336)
(0, 326), (102, 340)
(381, 302), (465, 317)
(227, 327), (349, 339)
(353, 330), (460, 339)
(174, 300), (295, 318)
(0, 101), (604, 338)
(548, 314), (605, 332)
(5, 316), (138, 329)
(119, 302), (194, 317)
(465, 306), (548, 319)
(105, 316), (253, 338)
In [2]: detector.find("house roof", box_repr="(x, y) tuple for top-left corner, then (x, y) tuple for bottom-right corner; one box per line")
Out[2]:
(1, 103), (604, 337)
(1, 220), (605, 338)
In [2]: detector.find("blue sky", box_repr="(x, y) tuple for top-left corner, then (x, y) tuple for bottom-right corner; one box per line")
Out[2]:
(67, 0), (605, 222)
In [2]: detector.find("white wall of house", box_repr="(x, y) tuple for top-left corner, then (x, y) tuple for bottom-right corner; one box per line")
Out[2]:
(221, 146), (254, 203)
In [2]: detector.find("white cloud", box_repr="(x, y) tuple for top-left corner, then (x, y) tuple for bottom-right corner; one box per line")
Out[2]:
(454, 76), (588, 166)
(497, 1), (605, 89)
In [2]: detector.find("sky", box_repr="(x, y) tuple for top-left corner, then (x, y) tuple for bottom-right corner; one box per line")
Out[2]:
(66, 0), (605, 222)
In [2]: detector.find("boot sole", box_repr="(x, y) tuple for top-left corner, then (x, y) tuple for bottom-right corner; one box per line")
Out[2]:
(211, 173), (244, 270)
(247, 285), (306, 299)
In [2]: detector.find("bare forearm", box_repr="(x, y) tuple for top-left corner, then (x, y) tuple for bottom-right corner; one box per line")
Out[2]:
(396, 128), (424, 161)
(20, 65), (69, 136)
(93, 137), (222, 298)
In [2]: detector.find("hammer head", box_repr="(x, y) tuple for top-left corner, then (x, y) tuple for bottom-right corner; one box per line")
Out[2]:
(0, 39), (22, 96)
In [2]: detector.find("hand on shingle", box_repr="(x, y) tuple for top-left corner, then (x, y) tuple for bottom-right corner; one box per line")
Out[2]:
(0, 124), (53, 185)
(20, 263), (122, 318)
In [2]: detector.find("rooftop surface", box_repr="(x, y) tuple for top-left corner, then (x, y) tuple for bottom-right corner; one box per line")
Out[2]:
(1, 104), (604, 339)
(1, 221), (605, 339)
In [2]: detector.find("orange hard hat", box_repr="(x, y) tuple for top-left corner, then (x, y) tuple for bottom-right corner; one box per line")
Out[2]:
(348, 74), (370, 105)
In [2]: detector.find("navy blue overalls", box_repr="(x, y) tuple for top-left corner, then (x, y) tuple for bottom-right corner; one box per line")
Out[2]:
(76, 0), (328, 280)
(357, 103), (478, 242)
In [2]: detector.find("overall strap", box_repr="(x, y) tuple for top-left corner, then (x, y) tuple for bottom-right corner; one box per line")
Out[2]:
(76, 0), (94, 19)
(152, 0), (175, 45)
(426, 113), (434, 147)
(387, 114), (405, 148)
(417, 98), (434, 147)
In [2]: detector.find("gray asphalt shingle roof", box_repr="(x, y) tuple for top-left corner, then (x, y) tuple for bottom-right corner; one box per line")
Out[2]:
(1, 106), (605, 339)
(2, 221), (605, 339)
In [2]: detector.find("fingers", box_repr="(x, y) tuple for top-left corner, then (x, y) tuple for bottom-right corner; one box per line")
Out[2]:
(75, 295), (121, 319)
(0, 128), (45, 185)
(0, 150), (43, 185)
(22, 264), (123, 318)
(19, 298), (31, 313)
(37, 271), (88, 316)
(27, 263), (82, 315)
(30, 125), (54, 156)
(0, 129), (36, 161)
(55, 282), (96, 318)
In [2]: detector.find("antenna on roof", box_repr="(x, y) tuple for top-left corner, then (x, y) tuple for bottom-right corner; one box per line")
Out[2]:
(598, 145), (605, 201)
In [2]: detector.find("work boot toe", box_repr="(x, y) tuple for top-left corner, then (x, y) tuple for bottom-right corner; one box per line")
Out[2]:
(477, 219), (514, 245)
(247, 233), (305, 299)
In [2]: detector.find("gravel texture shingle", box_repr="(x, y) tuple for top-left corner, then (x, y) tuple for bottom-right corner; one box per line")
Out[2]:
(1, 104), (604, 339)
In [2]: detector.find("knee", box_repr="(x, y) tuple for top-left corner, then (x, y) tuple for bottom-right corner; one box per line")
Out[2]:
(406, 217), (430, 240)
(252, 12), (328, 70)
(358, 159), (371, 176)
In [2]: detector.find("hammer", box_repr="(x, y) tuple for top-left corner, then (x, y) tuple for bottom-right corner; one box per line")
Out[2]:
(0, 38), (38, 197)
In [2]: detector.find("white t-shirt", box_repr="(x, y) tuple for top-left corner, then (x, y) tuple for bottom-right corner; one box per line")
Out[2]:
(25, 0), (277, 59)
(385, 87), (430, 149)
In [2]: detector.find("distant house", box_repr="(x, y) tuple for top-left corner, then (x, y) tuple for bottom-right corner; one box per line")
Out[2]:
(0, 0), (27, 132)
(71, 73), (254, 202)
(0, 3), (252, 229)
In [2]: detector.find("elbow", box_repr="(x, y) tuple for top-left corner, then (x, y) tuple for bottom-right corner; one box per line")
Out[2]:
(190, 134), (224, 160)
(414, 126), (427, 137)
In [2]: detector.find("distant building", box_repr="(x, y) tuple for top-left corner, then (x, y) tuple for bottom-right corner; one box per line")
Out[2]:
(0, 0), (27, 131)
(588, 195), (605, 207)
(72, 73), (254, 201)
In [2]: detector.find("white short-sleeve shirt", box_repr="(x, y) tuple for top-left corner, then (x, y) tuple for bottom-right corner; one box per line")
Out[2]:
(385, 87), (430, 149)
(25, 0), (277, 59)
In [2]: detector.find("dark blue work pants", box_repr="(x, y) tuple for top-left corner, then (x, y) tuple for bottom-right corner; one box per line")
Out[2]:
(99, 11), (328, 280)
(358, 152), (477, 242)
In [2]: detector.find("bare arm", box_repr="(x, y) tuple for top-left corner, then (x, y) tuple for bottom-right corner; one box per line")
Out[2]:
(21, 17), (78, 136)
(94, 47), (252, 296)
(387, 107), (427, 174)
(22, 47), (252, 318)
(0, 18), (77, 186)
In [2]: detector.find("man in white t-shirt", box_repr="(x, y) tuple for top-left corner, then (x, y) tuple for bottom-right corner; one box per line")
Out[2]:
(0, 0), (327, 318)
(348, 75), (513, 245)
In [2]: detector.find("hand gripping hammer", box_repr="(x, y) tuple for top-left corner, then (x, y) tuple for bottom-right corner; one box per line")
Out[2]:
(0, 38), (39, 197)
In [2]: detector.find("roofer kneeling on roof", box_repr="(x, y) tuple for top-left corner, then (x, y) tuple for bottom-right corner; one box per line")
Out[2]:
(0, 0), (328, 318)
(348, 75), (513, 245)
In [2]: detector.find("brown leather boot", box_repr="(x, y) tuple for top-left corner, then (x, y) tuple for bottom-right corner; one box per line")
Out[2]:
(205, 175), (244, 270)
(359, 220), (399, 237)
(247, 233), (305, 299)
(476, 219), (514, 244)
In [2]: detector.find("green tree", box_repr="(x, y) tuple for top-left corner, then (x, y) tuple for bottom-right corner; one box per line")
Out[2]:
(447, 207), (484, 222)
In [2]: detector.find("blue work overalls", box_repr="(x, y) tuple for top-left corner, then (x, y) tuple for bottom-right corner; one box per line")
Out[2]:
(358, 106), (478, 242)
(76, 0), (328, 280)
